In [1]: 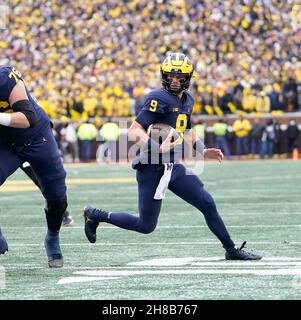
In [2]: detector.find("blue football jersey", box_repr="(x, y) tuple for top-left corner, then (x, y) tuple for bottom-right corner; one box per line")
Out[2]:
(136, 88), (194, 132)
(0, 66), (50, 143)
(133, 88), (194, 167)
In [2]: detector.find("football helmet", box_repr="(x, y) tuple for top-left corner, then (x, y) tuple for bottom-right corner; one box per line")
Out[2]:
(160, 52), (194, 94)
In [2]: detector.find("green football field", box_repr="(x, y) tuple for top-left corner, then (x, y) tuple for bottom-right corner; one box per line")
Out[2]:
(1, 160), (301, 300)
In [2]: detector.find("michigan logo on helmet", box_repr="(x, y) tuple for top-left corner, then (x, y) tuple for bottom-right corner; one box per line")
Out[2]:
(160, 52), (194, 94)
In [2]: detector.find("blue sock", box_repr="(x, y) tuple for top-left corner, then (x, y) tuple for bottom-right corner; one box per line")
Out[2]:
(44, 230), (61, 257)
(221, 237), (236, 251)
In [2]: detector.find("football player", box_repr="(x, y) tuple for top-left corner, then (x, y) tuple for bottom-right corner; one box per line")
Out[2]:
(84, 52), (262, 260)
(20, 162), (74, 226)
(0, 66), (67, 267)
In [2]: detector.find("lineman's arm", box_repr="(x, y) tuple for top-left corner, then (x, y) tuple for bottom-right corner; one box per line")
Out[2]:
(0, 80), (38, 129)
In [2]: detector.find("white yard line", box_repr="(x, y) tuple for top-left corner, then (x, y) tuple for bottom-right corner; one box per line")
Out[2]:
(73, 269), (301, 277)
(56, 269), (301, 284)
(5, 241), (301, 247)
(4, 224), (301, 230)
(3, 257), (301, 279)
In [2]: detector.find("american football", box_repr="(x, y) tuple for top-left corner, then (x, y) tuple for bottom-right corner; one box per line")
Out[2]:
(147, 123), (180, 144)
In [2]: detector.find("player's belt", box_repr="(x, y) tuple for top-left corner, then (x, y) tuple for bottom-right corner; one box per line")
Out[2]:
(153, 163), (173, 200)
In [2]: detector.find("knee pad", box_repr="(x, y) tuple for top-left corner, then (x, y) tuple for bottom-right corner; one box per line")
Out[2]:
(45, 198), (68, 217)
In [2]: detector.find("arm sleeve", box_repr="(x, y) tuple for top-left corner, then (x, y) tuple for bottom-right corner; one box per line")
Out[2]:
(135, 110), (160, 129)
(11, 100), (38, 128)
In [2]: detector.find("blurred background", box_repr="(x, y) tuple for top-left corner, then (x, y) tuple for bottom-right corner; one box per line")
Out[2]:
(0, 0), (300, 162)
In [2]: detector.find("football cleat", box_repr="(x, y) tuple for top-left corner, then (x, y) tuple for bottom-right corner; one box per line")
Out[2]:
(83, 206), (100, 243)
(48, 254), (64, 268)
(62, 211), (74, 227)
(0, 227), (8, 254)
(225, 241), (262, 260)
(44, 231), (63, 268)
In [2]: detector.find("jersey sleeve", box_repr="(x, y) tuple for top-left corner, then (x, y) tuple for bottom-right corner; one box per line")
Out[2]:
(135, 110), (159, 129)
(0, 66), (23, 102)
(135, 92), (167, 129)
(140, 94), (167, 114)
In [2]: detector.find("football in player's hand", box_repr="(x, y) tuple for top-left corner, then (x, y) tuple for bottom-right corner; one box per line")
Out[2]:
(147, 123), (179, 144)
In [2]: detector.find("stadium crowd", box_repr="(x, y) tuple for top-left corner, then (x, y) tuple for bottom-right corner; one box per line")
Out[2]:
(0, 0), (300, 120)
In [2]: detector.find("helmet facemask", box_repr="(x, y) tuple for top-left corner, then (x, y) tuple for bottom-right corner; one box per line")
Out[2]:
(161, 70), (192, 94)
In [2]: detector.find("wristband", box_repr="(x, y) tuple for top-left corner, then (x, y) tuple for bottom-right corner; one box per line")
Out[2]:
(0, 113), (11, 126)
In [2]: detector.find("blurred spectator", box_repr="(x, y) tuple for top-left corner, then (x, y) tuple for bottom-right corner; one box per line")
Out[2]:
(268, 84), (284, 112)
(219, 87), (234, 114)
(272, 120), (281, 157)
(97, 119), (120, 163)
(283, 78), (299, 112)
(242, 89), (257, 113)
(77, 119), (98, 162)
(52, 121), (65, 155)
(260, 119), (276, 159)
(250, 118), (264, 157)
(256, 91), (271, 113)
(193, 120), (206, 142)
(286, 119), (300, 156)
(213, 118), (231, 158)
(65, 120), (80, 163)
(233, 116), (251, 156)
(58, 122), (70, 161)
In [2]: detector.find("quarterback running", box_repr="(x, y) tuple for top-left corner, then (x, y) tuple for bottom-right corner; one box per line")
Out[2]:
(84, 52), (262, 260)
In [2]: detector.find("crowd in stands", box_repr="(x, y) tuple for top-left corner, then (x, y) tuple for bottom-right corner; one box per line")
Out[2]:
(0, 0), (300, 120)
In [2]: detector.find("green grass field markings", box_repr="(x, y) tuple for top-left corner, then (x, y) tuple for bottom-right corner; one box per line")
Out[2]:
(4, 224), (301, 229)
(58, 276), (119, 284)
(127, 257), (301, 265)
(1, 161), (301, 299)
(4, 241), (301, 247)
(57, 258), (301, 285)
(5, 257), (301, 270)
